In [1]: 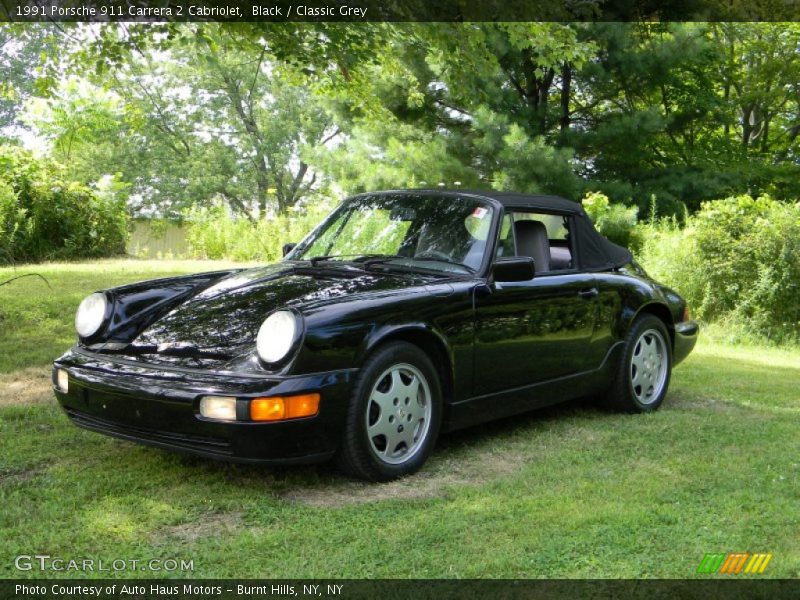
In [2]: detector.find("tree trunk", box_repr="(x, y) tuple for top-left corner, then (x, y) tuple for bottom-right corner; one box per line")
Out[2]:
(220, 69), (273, 218)
(741, 105), (753, 147)
(559, 63), (572, 135)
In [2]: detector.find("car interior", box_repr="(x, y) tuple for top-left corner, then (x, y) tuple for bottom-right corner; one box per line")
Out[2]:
(401, 204), (495, 271)
(497, 212), (573, 273)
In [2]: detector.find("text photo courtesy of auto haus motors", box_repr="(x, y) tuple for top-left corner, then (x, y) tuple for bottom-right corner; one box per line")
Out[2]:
(56, 190), (698, 482)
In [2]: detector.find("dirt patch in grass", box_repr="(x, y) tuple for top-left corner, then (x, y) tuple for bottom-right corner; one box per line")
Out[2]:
(0, 464), (46, 486)
(279, 404), (611, 508)
(669, 393), (762, 414)
(159, 510), (245, 543)
(280, 448), (530, 508)
(0, 367), (52, 407)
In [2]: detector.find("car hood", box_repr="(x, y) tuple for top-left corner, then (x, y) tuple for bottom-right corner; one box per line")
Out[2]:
(130, 263), (432, 356)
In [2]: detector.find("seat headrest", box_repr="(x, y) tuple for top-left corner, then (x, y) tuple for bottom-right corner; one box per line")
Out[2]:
(514, 220), (550, 273)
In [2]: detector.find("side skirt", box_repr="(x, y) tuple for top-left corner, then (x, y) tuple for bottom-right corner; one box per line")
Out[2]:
(442, 342), (624, 432)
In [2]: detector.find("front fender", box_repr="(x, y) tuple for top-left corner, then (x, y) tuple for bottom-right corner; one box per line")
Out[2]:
(360, 322), (452, 364)
(289, 282), (474, 399)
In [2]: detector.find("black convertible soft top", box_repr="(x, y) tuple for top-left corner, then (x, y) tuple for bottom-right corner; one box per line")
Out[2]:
(387, 189), (635, 272)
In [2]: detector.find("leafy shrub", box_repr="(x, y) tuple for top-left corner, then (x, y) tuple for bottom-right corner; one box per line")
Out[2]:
(582, 191), (641, 251)
(184, 199), (337, 263)
(638, 195), (800, 343)
(0, 145), (128, 264)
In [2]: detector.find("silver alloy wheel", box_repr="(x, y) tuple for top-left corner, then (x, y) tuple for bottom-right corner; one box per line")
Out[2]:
(365, 362), (432, 465)
(630, 328), (668, 404)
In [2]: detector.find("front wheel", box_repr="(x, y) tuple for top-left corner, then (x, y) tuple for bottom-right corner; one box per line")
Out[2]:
(604, 314), (672, 413)
(336, 342), (442, 481)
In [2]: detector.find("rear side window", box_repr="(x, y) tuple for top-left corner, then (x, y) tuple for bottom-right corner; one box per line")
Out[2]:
(499, 211), (573, 271)
(512, 212), (569, 240)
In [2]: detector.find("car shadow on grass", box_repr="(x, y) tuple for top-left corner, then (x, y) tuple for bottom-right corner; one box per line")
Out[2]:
(166, 395), (608, 507)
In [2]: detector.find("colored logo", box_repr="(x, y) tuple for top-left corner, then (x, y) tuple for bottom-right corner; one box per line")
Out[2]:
(697, 553), (772, 574)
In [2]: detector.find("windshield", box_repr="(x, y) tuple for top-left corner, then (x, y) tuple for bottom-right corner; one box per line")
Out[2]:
(287, 194), (496, 274)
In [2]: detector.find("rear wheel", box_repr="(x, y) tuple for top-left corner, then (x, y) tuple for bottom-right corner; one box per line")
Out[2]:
(336, 342), (442, 481)
(604, 314), (672, 413)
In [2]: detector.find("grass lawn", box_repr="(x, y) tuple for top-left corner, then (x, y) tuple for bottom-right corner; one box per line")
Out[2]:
(1, 259), (798, 578)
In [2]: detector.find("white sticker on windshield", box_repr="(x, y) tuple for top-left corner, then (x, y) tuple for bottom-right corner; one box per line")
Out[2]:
(472, 207), (488, 219)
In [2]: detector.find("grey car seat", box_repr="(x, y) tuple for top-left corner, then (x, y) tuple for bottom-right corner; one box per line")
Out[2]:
(514, 220), (550, 273)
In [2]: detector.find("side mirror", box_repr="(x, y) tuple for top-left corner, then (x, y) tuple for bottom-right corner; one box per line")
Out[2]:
(491, 256), (535, 282)
(282, 243), (297, 257)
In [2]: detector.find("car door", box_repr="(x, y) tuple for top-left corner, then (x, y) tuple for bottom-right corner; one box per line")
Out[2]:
(472, 211), (600, 397)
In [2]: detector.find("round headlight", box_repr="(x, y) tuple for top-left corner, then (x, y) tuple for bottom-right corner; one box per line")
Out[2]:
(256, 310), (300, 364)
(75, 292), (108, 338)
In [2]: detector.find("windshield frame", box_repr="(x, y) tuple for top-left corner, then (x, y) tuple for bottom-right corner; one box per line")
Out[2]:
(284, 191), (503, 277)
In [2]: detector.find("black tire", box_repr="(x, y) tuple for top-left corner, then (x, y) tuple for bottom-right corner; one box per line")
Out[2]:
(336, 341), (442, 482)
(603, 314), (673, 413)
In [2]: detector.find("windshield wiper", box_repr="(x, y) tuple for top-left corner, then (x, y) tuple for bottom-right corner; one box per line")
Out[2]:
(306, 254), (404, 267)
(306, 254), (356, 266)
(306, 253), (475, 274)
(360, 255), (413, 269)
(307, 255), (329, 266)
(362, 255), (475, 274)
(356, 254), (406, 265)
(411, 256), (476, 273)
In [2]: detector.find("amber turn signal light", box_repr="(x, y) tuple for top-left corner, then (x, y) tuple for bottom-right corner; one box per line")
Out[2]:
(250, 393), (320, 421)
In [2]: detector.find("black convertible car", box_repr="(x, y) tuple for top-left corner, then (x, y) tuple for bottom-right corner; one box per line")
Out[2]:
(53, 190), (698, 481)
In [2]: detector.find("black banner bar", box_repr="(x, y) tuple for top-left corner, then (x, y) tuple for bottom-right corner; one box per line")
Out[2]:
(2, 579), (800, 600)
(3, 0), (800, 22)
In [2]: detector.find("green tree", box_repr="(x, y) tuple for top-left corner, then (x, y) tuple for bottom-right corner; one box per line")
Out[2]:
(22, 78), (126, 171)
(316, 23), (800, 213)
(0, 24), (59, 137)
(36, 24), (341, 218)
(568, 23), (800, 212)
(313, 23), (593, 196)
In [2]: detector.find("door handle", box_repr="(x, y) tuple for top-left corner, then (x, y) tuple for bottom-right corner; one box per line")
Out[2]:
(578, 287), (599, 299)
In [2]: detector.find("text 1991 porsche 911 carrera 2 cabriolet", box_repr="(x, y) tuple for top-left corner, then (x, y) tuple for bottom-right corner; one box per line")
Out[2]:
(53, 190), (698, 481)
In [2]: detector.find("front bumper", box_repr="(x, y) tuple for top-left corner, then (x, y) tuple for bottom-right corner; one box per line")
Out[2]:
(673, 320), (699, 365)
(53, 348), (357, 465)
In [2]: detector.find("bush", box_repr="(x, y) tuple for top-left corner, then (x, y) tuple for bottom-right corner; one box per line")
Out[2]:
(638, 195), (800, 343)
(0, 145), (128, 264)
(184, 199), (337, 263)
(582, 191), (641, 251)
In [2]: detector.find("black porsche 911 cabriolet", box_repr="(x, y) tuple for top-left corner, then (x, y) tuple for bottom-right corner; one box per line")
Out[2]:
(53, 190), (698, 481)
